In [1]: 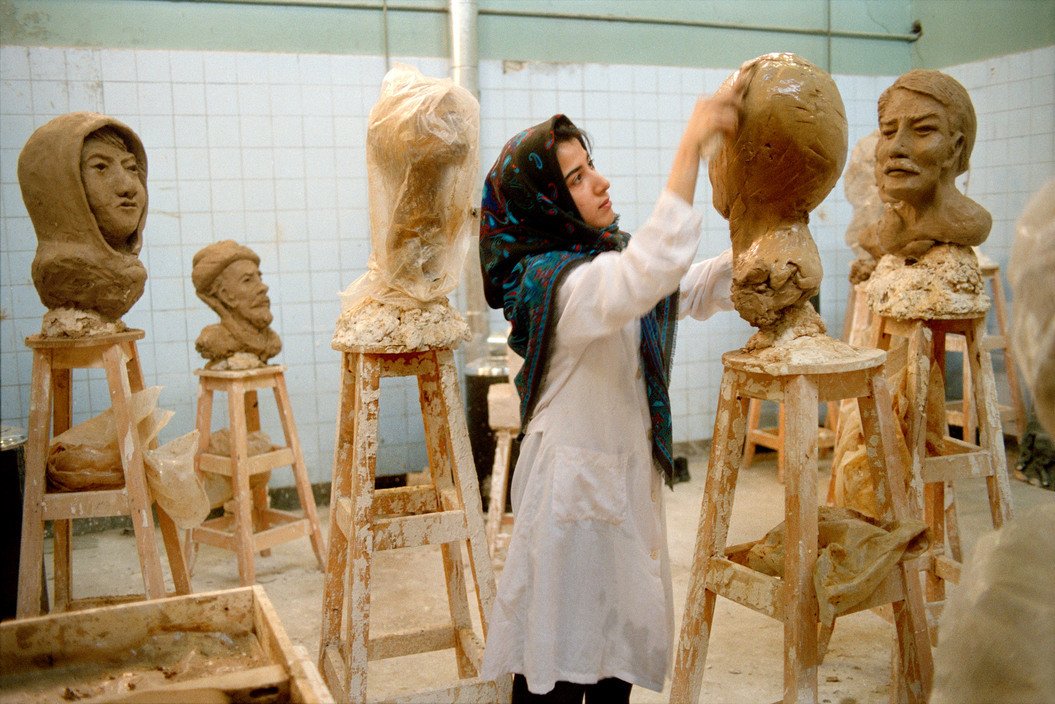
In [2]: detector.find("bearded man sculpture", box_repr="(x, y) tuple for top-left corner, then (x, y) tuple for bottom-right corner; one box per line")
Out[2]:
(192, 241), (281, 370)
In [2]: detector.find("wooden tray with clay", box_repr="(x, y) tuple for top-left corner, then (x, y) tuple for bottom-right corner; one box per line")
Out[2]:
(0, 585), (333, 704)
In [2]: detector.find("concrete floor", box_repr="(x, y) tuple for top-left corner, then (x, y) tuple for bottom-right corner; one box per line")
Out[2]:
(37, 447), (1054, 703)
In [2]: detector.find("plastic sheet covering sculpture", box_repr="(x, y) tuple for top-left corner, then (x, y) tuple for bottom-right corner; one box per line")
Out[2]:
(1007, 179), (1055, 436)
(340, 64), (480, 311)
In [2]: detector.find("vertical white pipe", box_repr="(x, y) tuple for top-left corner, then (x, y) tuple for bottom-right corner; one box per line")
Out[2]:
(450, 0), (489, 369)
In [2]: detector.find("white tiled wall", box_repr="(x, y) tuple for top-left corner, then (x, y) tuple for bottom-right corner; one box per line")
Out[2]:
(2, 45), (1052, 484)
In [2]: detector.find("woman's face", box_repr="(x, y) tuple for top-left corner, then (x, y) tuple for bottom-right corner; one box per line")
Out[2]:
(80, 135), (145, 250)
(557, 138), (615, 230)
(876, 88), (962, 206)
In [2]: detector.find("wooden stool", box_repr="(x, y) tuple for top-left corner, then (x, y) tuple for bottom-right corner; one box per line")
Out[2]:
(944, 262), (1028, 442)
(189, 365), (325, 586)
(318, 345), (509, 703)
(485, 382), (518, 559)
(672, 345), (933, 704)
(873, 314), (1014, 621)
(17, 330), (190, 618)
(741, 398), (837, 482)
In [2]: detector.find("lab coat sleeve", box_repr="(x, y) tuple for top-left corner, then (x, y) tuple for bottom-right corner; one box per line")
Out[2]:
(554, 189), (703, 350)
(678, 248), (734, 321)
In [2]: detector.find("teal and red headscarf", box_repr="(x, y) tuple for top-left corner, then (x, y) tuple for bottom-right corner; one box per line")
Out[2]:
(479, 114), (680, 485)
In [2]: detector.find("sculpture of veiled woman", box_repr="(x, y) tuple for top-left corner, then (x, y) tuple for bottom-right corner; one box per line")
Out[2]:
(19, 112), (148, 336)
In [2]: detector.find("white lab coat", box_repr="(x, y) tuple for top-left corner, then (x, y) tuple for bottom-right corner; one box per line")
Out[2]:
(480, 190), (734, 694)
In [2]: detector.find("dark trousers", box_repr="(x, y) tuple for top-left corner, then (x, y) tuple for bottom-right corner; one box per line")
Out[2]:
(512, 673), (633, 704)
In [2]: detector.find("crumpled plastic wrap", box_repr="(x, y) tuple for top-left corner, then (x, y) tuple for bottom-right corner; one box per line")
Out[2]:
(47, 387), (171, 491)
(340, 64), (480, 312)
(144, 430), (209, 530)
(930, 504), (1055, 703)
(1008, 178), (1055, 435)
(727, 505), (928, 626)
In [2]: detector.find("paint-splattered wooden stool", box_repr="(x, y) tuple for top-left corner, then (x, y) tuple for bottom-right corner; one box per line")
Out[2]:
(484, 381), (517, 560)
(871, 312), (1014, 635)
(189, 364), (325, 585)
(318, 336), (509, 703)
(672, 342), (933, 704)
(16, 330), (190, 618)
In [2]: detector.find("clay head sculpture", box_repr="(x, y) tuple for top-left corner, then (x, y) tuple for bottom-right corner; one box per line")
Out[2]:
(192, 240), (281, 369)
(340, 63), (480, 311)
(874, 69), (990, 257)
(710, 53), (847, 345)
(843, 130), (885, 283)
(18, 112), (148, 334)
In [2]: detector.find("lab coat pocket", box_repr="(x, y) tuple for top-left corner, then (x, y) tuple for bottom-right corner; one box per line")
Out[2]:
(552, 445), (628, 524)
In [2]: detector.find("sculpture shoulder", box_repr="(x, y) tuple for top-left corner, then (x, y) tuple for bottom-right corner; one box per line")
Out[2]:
(195, 324), (241, 359)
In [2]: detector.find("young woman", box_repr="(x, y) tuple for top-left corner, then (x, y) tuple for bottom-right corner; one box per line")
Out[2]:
(478, 89), (741, 703)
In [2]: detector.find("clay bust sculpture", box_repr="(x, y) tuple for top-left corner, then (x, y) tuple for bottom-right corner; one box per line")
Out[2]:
(843, 130), (885, 284)
(710, 53), (848, 348)
(865, 70), (990, 320)
(18, 112), (148, 336)
(192, 240), (281, 370)
(334, 64), (479, 351)
(874, 69), (990, 258)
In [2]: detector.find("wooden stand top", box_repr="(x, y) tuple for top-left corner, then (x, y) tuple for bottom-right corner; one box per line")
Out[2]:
(723, 336), (885, 377)
(25, 329), (145, 349)
(195, 364), (286, 379)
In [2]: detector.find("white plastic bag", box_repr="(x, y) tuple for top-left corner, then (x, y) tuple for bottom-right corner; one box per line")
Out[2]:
(144, 430), (209, 530)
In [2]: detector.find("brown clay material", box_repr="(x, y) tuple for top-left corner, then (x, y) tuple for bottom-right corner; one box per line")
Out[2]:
(874, 70), (991, 258)
(18, 112), (149, 334)
(710, 53), (847, 348)
(192, 240), (281, 369)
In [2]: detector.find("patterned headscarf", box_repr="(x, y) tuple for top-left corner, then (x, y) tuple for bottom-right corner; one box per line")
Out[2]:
(479, 114), (680, 485)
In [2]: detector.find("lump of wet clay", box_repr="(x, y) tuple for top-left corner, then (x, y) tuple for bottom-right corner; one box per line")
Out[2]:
(192, 240), (281, 370)
(18, 112), (149, 337)
(710, 53), (847, 350)
(843, 130), (885, 284)
(874, 69), (990, 258)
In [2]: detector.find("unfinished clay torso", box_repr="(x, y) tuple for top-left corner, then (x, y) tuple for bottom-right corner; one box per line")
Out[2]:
(18, 112), (149, 336)
(710, 53), (847, 348)
(192, 241), (281, 370)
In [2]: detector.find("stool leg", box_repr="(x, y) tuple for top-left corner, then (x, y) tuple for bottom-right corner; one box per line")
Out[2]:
(103, 345), (166, 600)
(51, 367), (73, 611)
(741, 398), (762, 469)
(243, 390), (272, 559)
(783, 375), (819, 704)
(342, 354), (382, 702)
(777, 401), (787, 484)
(672, 369), (748, 703)
(187, 383), (216, 572)
(486, 429), (512, 557)
(319, 353), (359, 682)
(52, 521), (72, 611)
(274, 373), (326, 568)
(227, 380), (256, 586)
(859, 376), (933, 702)
(965, 318), (1014, 527)
(990, 273), (1028, 439)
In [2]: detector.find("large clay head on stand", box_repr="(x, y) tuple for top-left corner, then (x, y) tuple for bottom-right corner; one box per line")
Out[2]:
(18, 112), (148, 336)
(874, 69), (990, 258)
(843, 130), (885, 283)
(192, 240), (281, 370)
(334, 64), (479, 352)
(710, 53), (847, 348)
